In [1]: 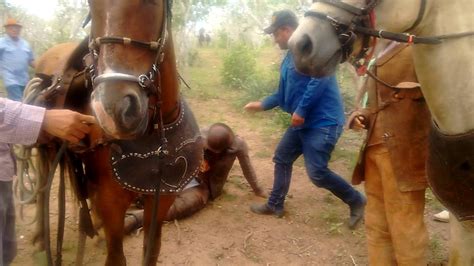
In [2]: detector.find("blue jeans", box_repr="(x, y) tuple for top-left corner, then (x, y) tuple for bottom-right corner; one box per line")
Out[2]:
(267, 125), (362, 212)
(6, 85), (25, 102)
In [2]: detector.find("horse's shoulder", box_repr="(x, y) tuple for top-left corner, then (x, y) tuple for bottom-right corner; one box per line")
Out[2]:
(36, 42), (80, 75)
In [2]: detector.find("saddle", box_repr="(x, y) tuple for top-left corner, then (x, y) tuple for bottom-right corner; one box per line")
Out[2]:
(28, 37), (91, 110)
(428, 124), (474, 221)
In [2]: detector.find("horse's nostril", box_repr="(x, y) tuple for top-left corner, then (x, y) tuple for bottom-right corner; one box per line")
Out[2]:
(119, 95), (141, 128)
(298, 34), (313, 56)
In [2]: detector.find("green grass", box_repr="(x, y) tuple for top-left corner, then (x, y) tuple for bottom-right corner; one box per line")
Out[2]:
(425, 189), (446, 212)
(321, 207), (344, 235)
(428, 233), (447, 262)
(220, 192), (238, 202)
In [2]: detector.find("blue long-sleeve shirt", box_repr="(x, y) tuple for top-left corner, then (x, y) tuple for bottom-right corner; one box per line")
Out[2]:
(261, 51), (345, 129)
(0, 35), (34, 87)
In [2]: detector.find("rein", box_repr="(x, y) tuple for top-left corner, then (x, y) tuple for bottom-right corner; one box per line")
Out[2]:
(306, 0), (474, 69)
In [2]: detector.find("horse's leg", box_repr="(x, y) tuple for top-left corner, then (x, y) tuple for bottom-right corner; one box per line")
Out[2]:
(142, 194), (176, 265)
(91, 178), (134, 266)
(448, 218), (474, 266)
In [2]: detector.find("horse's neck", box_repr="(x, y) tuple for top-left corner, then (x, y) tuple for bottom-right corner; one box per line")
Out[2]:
(395, 0), (474, 134)
(160, 35), (180, 124)
(374, 0), (474, 134)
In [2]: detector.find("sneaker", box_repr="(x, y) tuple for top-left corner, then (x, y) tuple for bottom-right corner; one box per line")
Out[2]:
(433, 210), (450, 223)
(250, 203), (284, 218)
(348, 194), (367, 229)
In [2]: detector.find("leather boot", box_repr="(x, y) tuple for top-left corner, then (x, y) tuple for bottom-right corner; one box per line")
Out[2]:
(349, 194), (366, 229)
(250, 203), (284, 218)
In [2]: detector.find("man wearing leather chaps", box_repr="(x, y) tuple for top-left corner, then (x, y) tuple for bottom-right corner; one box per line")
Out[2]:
(347, 42), (430, 265)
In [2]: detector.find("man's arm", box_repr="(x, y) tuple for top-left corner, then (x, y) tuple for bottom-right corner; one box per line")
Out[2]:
(0, 98), (95, 144)
(244, 92), (279, 113)
(0, 97), (45, 144)
(244, 83), (282, 113)
(235, 138), (265, 197)
(292, 77), (327, 126)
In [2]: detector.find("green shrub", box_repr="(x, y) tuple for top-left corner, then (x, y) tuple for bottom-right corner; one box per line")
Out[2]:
(187, 49), (200, 67)
(217, 30), (230, 49)
(221, 43), (258, 89)
(220, 44), (292, 128)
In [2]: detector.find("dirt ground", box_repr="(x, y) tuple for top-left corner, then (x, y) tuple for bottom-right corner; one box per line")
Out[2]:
(10, 47), (451, 265)
(11, 95), (450, 266)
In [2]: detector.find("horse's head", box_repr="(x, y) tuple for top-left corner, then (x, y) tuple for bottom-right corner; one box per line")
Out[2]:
(88, 0), (171, 139)
(288, 0), (424, 77)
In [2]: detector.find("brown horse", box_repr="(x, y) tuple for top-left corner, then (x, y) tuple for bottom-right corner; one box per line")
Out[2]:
(28, 0), (203, 265)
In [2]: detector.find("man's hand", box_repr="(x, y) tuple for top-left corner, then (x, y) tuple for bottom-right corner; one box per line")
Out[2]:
(42, 110), (96, 143)
(346, 110), (368, 131)
(244, 101), (263, 112)
(291, 113), (305, 127)
(352, 116), (367, 130)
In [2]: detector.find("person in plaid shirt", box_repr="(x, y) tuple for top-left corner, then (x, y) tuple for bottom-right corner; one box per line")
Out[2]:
(0, 97), (95, 265)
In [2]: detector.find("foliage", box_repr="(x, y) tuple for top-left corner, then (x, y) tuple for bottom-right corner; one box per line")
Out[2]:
(216, 29), (230, 49)
(0, 0), (88, 55)
(220, 43), (291, 128)
(187, 49), (200, 67)
(49, 0), (89, 44)
(221, 43), (258, 89)
(336, 64), (360, 113)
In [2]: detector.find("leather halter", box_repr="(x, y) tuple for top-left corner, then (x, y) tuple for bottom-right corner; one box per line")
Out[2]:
(305, 0), (474, 68)
(87, 0), (170, 97)
(305, 0), (380, 64)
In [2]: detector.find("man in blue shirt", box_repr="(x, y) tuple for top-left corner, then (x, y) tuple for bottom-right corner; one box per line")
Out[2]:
(244, 10), (366, 229)
(0, 18), (35, 101)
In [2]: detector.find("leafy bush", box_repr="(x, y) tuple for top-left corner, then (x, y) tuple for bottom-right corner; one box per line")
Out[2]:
(217, 30), (230, 49)
(187, 49), (200, 67)
(220, 44), (291, 128)
(221, 43), (258, 89)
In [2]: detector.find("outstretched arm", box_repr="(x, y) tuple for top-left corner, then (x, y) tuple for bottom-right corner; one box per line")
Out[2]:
(0, 97), (95, 144)
(42, 109), (95, 143)
(235, 138), (266, 197)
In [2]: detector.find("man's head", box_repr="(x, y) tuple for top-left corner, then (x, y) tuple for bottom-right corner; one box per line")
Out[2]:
(264, 10), (298, 50)
(207, 123), (235, 154)
(4, 18), (22, 40)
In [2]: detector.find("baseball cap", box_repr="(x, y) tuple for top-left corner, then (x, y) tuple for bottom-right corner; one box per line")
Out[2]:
(4, 18), (22, 28)
(263, 10), (298, 34)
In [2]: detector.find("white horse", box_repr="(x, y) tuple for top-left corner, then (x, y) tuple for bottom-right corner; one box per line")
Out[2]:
(288, 0), (474, 264)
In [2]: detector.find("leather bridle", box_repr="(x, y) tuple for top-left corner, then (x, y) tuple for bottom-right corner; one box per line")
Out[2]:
(87, 0), (171, 98)
(305, 0), (380, 65)
(304, 0), (474, 71)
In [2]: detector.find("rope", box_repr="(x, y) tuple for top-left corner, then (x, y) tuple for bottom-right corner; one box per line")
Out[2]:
(14, 145), (40, 205)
